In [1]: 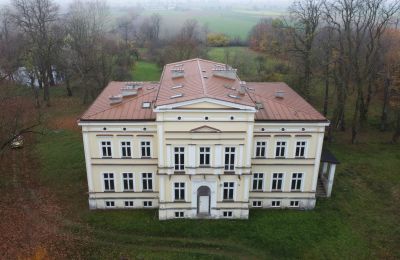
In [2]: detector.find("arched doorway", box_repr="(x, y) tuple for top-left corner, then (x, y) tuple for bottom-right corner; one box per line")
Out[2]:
(197, 186), (211, 216)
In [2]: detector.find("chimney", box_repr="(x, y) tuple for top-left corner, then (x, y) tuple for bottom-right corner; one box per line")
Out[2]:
(109, 95), (122, 105)
(238, 81), (246, 95)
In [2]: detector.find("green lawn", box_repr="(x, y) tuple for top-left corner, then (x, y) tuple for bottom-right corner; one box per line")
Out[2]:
(34, 101), (400, 258)
(132, 61), (162, 82)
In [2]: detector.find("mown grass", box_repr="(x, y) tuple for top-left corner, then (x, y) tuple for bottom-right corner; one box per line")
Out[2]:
(33, 89), (400, 258)
(132, 61), (162, 82)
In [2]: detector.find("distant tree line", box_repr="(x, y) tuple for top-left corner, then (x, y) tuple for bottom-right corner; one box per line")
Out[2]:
(248, 0), (400, 143)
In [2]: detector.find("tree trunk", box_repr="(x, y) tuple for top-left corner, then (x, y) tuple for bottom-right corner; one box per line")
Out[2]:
(43, 73), (50, 107)
(392, 110), (400, 143)
(65, 74), (72, 97)
(351, 90), (362, 144)
(323, 64), (329, 117)
(380, 77), (391, 131)
(48, 66), (55, 86)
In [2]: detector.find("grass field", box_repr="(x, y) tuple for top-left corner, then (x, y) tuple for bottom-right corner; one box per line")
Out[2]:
(1, 82), (387, 258)
(132, 61), (162, 81)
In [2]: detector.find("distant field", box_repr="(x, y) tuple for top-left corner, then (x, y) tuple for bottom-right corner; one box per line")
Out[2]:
(132, 61), (162, 81)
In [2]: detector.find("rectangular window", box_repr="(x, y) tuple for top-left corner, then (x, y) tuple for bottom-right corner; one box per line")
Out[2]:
(271, 200), (281, 207)
(101, 141), (112, 157)
(222, 211), (233, 218)
(223, 182), (235, 200)
(255, 141), (266, 157)
(103, 173), (115, 191)
(252, 173), (264, 191)
(142, 173), (153, 191)
(174, 211), (184, 218)
(290, 201), (300, 207)
(124, 200), (134, 207)
(174, 147), (185, 170)
(122, 173), (134, 191)
(141, 141), (151, 157)
(295, 141), (307, 157)
(252, 201), (262, 207)
(291, 173), (303, 191)
(271, 173), (283, 191)
(143, 201), (153, 207)
(199, 147), (211, 166)
(174, 182), (185, 201)
(224, 147), (236, 171)
(121, 141), (132, 157)
(105, 201), (115, 208)
(275, 141), (286, 158)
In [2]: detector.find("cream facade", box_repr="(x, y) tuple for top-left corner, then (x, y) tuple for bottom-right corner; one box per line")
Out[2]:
(78, 58), (336, 220)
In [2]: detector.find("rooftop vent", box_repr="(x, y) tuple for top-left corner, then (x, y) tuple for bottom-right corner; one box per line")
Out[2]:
(239, 81), (246, 95)
(275, 90), (285, 99)
(255, 102), (264, 109)
(172, 84), (183, 89)
(109, 95), (122, 105)
(125, 82), (142, 90)
(212, 64), (237, 80)
(171, 64), (184, 78)
(142, 102), (151, 108)
(224, 84), (235, 90)
(121, 87), (138, 97)
(171, 93), (183, 99)
(228, 93), (240, 99)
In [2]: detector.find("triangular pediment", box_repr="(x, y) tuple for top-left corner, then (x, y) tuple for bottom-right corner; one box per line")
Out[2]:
(155, 97), (256, 111)
(179, 101), (238, 110)
(190, 125), (222, 133)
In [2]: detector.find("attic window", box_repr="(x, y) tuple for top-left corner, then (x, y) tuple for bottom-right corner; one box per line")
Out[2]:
(228, 94), (239, 99)
(171, 93), (183, 99)
(142, 102), (151, 108)
(172, 84), (183, 89)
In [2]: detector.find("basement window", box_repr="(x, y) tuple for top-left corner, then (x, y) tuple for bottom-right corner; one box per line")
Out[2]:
(222, 211), (233, 218)
(105, 201), (115, 208)
(271, 200), (281, 207)
(289, 201), (300, 207)
(124, 200), (134, 208)
(174, 211), (184, 218)
(143, 201), (153, 208)
(252, 201), (262, 208)
(142, 102), (151, 108)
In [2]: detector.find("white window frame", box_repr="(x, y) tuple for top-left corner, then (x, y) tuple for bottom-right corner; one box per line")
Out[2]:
(143, 201), (153, 207)
(224, 147), (236, 171)
(271, 200), (281, 207)
(252, 201), (262, 208)
(271, 173), (284, 192)
(122, 172), (134, 191)
(102, 173), (115, 192)
(173, 182), (186, 201)
(174, 211), (184, 218)
(291, 173), (304, 192)
(124, 200), (134, 208)
(252, 173), (264, 191)
(222, 182), (235, 201)
(105, 200), (115, 208)
(294, 140), (308, 158)
(222, 211), (233, 218)
(140, 140), (152, 158)
(141, 173), (153, 191)
(289, 200), (300, 207)
(174, 146), (185, 171)
(199, 146), (211, 166)
(99, 140), (113, 158)
(120, 140), (132, 158)
(254, 141), (267, 158)
(275, 140), (287, 158)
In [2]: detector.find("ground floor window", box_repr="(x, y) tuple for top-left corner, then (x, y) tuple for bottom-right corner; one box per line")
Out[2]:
(222, 211), (233, 218)
(223, 182), (235, 200)
(142, 173), (153, 191)
(143, 201), (153, 207)
(271, 200), (281, 207)
(290, 200), (300, 207)
(174, 211), (184, 218)
(174, 182), (185, 201)
(252, 201), (262, 207)
(124, 200), (134, 208)
(105, 201), (115, 208)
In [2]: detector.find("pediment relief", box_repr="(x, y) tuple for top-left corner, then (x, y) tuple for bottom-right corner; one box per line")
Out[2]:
(190, 125), (222, 133)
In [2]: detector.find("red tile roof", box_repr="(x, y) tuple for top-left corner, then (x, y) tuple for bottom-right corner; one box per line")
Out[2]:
(79, 59), (326, 122)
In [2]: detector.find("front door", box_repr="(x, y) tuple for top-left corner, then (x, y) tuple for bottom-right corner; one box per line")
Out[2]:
(197, 186), (211, 215)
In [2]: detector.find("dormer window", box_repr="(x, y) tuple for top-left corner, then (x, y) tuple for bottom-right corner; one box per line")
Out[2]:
(142, 102), (151, 108)
(172, 84), (183, 89)
(171, 93), (183, 99)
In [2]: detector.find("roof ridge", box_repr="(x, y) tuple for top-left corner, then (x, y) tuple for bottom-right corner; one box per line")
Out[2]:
(251, 91), (324, 118)
(83, 88), (158, 119)
(197, 59), (207, 96)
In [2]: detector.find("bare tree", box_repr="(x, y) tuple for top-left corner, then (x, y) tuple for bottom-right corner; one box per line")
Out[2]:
(11, 0), (60, 106)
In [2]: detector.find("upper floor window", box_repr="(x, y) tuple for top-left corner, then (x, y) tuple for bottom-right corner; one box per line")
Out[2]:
(275, 141), (287, 158)
(252, 173), (264, 191)
(103, 173), (115, 191)
(141, 141), (151, 157)
(224, 147), (236, 171)
(291, 173), (303, 191)
(121, 141), (132, 158)
(255, 141), (266, 158)
(101, 141), (112, 157)
(174, 182), (185, 201)
(122, 173), (134, 191)
(223, 182), (235, 200)
(271, 173), (284, 191)
(174, 147), (185, 171)
(199, 147), (210, 166)
(142, 173), (153, 191)
(295, 141), (307, 158)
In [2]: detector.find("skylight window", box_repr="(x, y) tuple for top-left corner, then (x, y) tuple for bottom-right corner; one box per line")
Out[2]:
(228, 94), (239, 99)
(171, 93), (183, 99)
(142, 102), (151, 108)
(172, 84), (183, 89)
